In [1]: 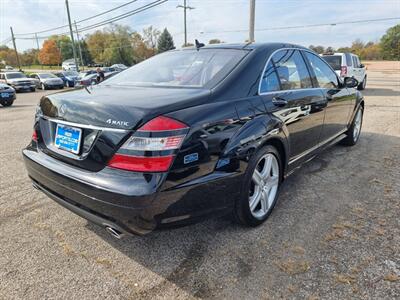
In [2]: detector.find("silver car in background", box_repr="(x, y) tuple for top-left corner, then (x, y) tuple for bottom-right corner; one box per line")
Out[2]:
(30, 73), (64, 90)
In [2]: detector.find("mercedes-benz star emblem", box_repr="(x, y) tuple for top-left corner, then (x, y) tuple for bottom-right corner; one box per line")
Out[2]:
(59, 104), (67, 116)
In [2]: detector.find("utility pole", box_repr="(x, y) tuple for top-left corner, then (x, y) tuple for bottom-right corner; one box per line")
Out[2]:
(65, 0), (79, 72)
(177, 0), (195, 47)
(249, 0), (256, 43)
(10, 27), (21, 71)
(74, 21), (84, 71)
(35, 33), (42, 69)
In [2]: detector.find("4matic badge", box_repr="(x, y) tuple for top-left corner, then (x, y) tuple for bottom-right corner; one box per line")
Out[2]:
(106, 119), (130, 127)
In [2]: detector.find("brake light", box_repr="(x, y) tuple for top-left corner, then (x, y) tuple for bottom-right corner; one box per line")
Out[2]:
(340, 66), (347, 77)
(108, 155), (174, 172)
(108, 116), (189, 172)
(32, 130), (38, 142)
(139, 115), (188, 131)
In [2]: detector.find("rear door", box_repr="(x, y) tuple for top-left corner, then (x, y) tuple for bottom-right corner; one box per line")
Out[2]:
(259, 49), (327, 164)
(303, 51), (354, 142)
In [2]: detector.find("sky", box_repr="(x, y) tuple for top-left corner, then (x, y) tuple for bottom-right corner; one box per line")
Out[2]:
(1, 0), (399, 52)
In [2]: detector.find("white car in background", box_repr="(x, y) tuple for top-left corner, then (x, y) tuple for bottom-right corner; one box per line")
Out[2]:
(62, 61), (77, 71)
(321, 52), (367, 90)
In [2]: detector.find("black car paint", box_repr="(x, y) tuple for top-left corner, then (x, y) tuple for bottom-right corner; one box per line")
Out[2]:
(23, 43), (363, 235)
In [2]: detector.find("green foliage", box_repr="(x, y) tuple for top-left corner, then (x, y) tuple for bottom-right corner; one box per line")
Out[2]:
(309, 45), (325, 54)
(209, 39), (222, 44)
(49, 35), (73, 61)
(380, 24), (400, 60)
(157, 28), (175, 53)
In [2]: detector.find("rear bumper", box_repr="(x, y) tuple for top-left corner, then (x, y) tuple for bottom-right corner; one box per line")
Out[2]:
(23, 147), (237, 235)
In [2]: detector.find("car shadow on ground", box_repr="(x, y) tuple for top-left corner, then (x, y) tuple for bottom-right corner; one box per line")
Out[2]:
(362, 87), (400, 97)
(84, 131), (400, 298)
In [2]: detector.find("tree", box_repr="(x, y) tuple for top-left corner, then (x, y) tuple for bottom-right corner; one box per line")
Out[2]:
(209, 39), (222, 44)
(309, 45), (325, 54)
(131, 32), (154, 63)
(77, 40), (93, 65)
(143, 26), (161, 52)
(49, 35), (73, 62)
(380, 24), (400, 60)
(86, 25), (134, 66)
(157, 28), (175, 53)
(325, 46), (335, 54)
(0, 46), (18, 66)
(39, 40), (61, 65)
(20, 49), (40, 66)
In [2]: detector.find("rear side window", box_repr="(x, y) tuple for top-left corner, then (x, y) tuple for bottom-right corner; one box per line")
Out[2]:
(304, 52), (339, 89)
(260, 61), (280, 92)
(352, 56), (358, 68)
(260, 49), (312, 93)
(345, 53), (352, 66)
(321, 55), (342, 70)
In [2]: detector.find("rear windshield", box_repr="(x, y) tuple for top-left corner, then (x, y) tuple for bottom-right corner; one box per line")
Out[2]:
(321, 55), (342, 70)
(6, 73), (27, 79)
(105, 49), (248, 88)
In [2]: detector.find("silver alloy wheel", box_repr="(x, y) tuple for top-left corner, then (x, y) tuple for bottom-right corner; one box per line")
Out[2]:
(41, 83), (45, 90)
(353, 109), (362, 141)
(249, 153), (279, 219)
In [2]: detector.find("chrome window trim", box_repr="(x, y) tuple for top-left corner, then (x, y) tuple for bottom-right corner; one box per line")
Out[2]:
(41, 116), (130, 133)
(258, 47), (341, 95)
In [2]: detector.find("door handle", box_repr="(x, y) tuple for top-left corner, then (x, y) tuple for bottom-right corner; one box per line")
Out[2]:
(272, 97), (288, 107)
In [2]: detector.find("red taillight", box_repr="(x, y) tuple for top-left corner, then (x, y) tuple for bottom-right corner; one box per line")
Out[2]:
(108, 154), (174, 172)
(340, 66), (347, 77)
(32, 130), (38, 142)
(107, 116), (189, 172)
(139, 116), (188, 131)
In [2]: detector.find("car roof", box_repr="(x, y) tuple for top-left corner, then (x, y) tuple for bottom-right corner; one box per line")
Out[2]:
(180, 42), (309, 51)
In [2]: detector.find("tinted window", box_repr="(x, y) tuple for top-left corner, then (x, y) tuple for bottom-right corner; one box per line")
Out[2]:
(260, 61), (280, 92)
(6, 73), (26, 79)
(345, 53), (352, 66)
(352, 56), (358, 68)
(271, 49), (312, 90)
(322, 55), (342, 70)
(304, 52), (339, 89)
(106, 49), (248, 88)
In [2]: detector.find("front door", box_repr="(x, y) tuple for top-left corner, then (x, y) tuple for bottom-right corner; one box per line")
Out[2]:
(303, 51), (354, 142)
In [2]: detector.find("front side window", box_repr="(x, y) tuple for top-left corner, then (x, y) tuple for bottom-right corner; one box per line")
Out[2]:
(304, 52), (339, 89)
(352, 56), (358, 68)
(271, 49), (312, 90)
(105, 49), (248, 88)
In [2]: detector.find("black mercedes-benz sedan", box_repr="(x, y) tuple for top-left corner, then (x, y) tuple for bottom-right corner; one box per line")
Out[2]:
(23, 43), (364, 237)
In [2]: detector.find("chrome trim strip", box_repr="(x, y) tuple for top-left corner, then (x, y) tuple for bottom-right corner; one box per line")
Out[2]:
(288, 129), (347, 165)
(42, 116), (130, 133)
(257, 47), (342, 95)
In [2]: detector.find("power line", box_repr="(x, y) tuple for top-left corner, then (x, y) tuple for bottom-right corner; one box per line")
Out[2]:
(76, 0), (168, 33)
(198, 17), (400, 34)
(13, 0), (168, 41)
(14, 0), (140, 36)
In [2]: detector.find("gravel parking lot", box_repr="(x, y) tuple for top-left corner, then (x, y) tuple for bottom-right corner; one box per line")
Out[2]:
(0, 62), (399, 299)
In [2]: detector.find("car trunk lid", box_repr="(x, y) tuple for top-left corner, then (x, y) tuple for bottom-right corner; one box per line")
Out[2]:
(36, 85), (210, 171)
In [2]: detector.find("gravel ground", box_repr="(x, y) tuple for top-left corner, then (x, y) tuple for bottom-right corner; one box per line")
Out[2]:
(0, 64), (399, 299)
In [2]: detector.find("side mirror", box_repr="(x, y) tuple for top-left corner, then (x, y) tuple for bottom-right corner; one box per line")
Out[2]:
(344, 77), (359, 88)
(359, 64), (365, 68)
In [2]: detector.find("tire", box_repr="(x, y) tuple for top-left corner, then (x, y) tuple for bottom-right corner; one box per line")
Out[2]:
(30, 87), (36, 92)
(1, 99), (14, 107)
(341, 106), (363, 146)
(41, 83), (46, 90)
(235, 145), (282, 226)
(357, 76), (367, 90)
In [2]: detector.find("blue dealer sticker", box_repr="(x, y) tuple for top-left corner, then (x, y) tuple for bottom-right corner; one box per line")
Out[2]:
(184, 153), (199, 164)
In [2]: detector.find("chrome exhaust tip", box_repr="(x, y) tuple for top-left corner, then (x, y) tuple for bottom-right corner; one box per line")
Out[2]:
(105, 226), (124, 239)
